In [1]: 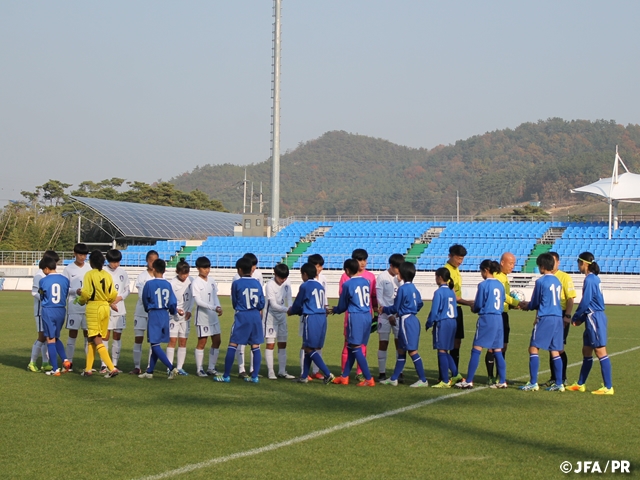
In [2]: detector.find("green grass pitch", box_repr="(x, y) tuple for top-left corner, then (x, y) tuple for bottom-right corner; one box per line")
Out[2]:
(1, 291), (639, 479)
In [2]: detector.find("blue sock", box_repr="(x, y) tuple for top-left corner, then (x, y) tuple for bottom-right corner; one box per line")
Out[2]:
(352, 346), (371, 380)
(251, 347), (261, 379)
(55, 339), (67, 363)
(552, 355), (563, 385)
(302, 352), (312, 379)
(410, 353), (426, 382)
(223, 346), (237, 377)
(47, 343), (58, 371)
(529, 353), (539, 384)
(309, 350), (330, 377)
(578, 356), (593, 385)
(447, 353), (458, 376)
(494, 350), (506, 384)
(599, 355), (612, 389)
(148, 350), (158, 374)
(342, 347), (356, 377)
(466, 348), (481, 384)
(152, 344), (173, 370)
(438, 352), (450, 383)
(390, 353), (406, 381)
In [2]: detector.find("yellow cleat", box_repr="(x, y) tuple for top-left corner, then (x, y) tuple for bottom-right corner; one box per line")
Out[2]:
(591, 385), (614, 395)
(566, 382), (586, 392)
(431, 381), (451, 388)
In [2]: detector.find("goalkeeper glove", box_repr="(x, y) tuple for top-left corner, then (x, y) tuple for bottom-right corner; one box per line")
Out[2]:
(370, 314), (378, 333)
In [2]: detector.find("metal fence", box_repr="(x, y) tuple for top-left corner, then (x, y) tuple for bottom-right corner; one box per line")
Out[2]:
(0, 251), (75, 266)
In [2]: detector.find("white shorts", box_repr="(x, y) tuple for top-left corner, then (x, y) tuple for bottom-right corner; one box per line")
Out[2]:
(133, 315), (148, 331)
(35, 315), (43, 333)
(66, 314), (87, 331)
(196, 319), (220, 338)
(265, 317), (288, 343)
(170, 319), (191, 339)
(108, 315), (126, 331)
(377, 315), (399, 342)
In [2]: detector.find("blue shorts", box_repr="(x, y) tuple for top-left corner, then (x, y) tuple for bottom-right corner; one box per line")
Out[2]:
(583, 310), (608, 348)
(472, 314), (504, 349)
(41, 308), (65, 339)
(230, 310), (264, 346)
(398, 314), (421, 351)
(346, 312), (372, 346)
(530, 315), (563, 352)
(302, 314), (327, 349)
(432, 318), (457, 350)
(147, 310), (170, 344)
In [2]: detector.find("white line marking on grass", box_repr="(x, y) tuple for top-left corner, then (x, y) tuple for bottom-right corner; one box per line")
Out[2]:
(134, 345), (640, 480)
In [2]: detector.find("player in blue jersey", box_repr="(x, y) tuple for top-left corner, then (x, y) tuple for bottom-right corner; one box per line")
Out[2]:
(567, 252), (614, 395)
(426, 267), (462, 388)
(519, 253), (564, 392)
(38, 256), (72, 376)
(331, 259), (375, 387)
(287, 263), (334, 384)
(378, 262), (428, 387)
(455, 260), (506, 389)
(214, 257), (265, 383)
(139, 259), (180, 380)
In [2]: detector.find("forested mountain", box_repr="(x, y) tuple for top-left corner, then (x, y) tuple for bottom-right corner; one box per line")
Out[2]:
(171, 119), (640, 216)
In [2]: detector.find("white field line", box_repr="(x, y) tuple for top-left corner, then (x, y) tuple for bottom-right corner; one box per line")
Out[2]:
(134, 345), (640, 480)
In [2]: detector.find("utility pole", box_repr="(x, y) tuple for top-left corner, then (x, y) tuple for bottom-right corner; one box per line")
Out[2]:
(250, 182), (254, 213)
(456, 190), (460, 222)
(270, 0), (282, 234)
(259, 182), (264, 213)
(242, 168), (247, 214)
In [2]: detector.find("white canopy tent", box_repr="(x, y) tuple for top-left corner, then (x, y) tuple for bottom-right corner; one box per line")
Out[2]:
(571, 147), (640, 239)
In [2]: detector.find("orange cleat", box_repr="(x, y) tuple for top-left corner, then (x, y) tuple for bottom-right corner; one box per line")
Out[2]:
(307, 376), (313, 382)
(357, 378), (376, 387)
(332, 376), (349, 385)
(62, 360), (72, 372)
(311, 372), (325, 380)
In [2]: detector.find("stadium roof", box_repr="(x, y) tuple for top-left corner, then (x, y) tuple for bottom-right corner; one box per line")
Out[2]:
(70, 196), (242, 240)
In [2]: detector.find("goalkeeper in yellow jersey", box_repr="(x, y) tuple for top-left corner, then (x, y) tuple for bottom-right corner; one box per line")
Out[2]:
(77, 250), (119, 378)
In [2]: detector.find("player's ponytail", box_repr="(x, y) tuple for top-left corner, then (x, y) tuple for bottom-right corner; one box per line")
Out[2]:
(578, 251), (600, 276)
(435, 267), (454, 290)
(479, 259), (500, 275)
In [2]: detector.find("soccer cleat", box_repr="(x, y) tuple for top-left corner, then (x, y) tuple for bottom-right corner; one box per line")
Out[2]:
(238, 371), (248, 379)
(566, 382), (586, 392)
(62, 360), (72, 372)
(80, 370), (93, 377)
(99, 365), (109, 374)
(379, 378), (398, 386)
(268, 373), (278, 380)
(196, 369), (209, 377)
(592, 385), (614, 395)
(455, 380), (474, 389)
(206, 368), (219, 376)
(332, 376), (349, 385)
(546, 383), (565, 392)
(357, 378), (376, 387)
(105, 369), (120, 379)
(45, 368), (61, 376)
(293, 377), (309, 384)
(377, 372), (387, 382)
(168, 368), (179, 380)
(487, 376), (497, 386)
(431, 381), (451, 388)
(129, 368), (142, 375)
(519, 382), (539, 391)
(398, 373), (405, 384)
(41, 362), (53, 372)
(138, 372), (154, 379)
(410, 380), (429, 388)
(27, 362), (39, 372)
(244, 376), (259, 383)
(355, 373), (365, 383)
(311, 372), (325, 380)
(277, 372), (296, 379)
(490, 382), (508, 389)
(541, 378), (555, 388)
(307, 376), (314, 382)
(323, 373), (336, 385)
(213, 375), (231, 383)
(450, 373), (463, 384)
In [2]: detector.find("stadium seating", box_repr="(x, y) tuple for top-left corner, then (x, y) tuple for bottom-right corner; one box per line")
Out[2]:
(121, 240), (186, 267)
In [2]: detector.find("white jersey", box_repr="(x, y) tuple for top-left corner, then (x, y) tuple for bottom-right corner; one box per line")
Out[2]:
(32, 269), (45, 317)
(170, 276), (193, 322)
(263, 278), (292, 325)
(376, 270), (402, 320)
(106, 265), (130, 317)
(317, 272), (329, 306)
(191, 275), (221, 326)
(232, 269), (264, 285)
(134, 270), (155, 318)
(62, 262), (92, 315)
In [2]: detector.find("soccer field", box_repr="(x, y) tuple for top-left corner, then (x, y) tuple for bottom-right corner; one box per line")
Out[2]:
(2, 292), (639, 479)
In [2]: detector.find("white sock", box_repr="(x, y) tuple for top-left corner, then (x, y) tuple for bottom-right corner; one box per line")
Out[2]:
(208, 347), (219, 371)
(66, 337), (76, 362)
(378, 350), (387, 375)
(42, 343), (49, 363)
(147, 348), (153, 369)
(133, 343), (142, 369)
(84, 337), (88, 355)
(195, 348), (204, 372)
(31, 340), (42, 363)
(167, 347), (175, 365)
(236, 345), (246, 373)
(311, 348), (320, 374)
(112, 339), (121, 367)
(265, 349), (275, 376)
(300, 349), (305, 371)
(277, 348), (287, 375)
(177, 347), (187, 370)
(249, 348), (254, 374)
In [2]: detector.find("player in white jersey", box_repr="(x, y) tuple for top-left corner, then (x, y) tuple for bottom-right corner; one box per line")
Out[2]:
(376, 253), (404, 381)
(263, 264), (295, 379)
(231, 253), (264, 378)
(27, 250), (59, 372)
(168, 259), (194, 375)
(62, 243), (91, 369)
(129, 250), (158, 375)
(304, 254), (329, 379)
(100, 249), (129, 373)
(192, 256), (223, 376)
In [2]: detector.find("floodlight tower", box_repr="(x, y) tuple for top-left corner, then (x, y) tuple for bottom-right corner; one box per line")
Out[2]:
(270, 0), (282, 235)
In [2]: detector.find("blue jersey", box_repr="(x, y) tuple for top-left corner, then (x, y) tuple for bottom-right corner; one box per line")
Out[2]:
(528, 274), (562, 317)
(231, 276), (265, 312)
(426, 284), (457, 328)
(573, 273), (605, 318)
(39, 273), (70, 309)
(142, 278), (178, 315)
(382, 282), (423, 317)
(289, 279), (326, 316)
(333, 276), (371, 315)
(472, 278), (505, 316)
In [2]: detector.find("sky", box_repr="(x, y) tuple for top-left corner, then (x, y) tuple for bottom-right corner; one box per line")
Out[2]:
(1, 1), (639, 204)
